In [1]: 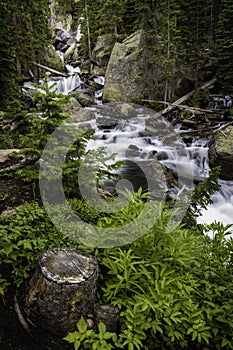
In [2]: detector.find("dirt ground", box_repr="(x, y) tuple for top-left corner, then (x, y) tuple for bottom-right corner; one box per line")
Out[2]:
(0, 176), (41, 213)
(0, 287), (73, 350)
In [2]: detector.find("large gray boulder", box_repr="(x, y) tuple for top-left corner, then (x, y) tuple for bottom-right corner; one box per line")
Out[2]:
(64, 43), (79, 63)
(64, 98), (95, 123)
(91, 35), (115, 76)
(209, 126), (233, 180)
(102, 30), (145, 103)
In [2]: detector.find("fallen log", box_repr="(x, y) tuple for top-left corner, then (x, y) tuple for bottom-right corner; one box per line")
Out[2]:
(161, 78), (217, 116)
(23, 248), (98, 335)
(175, 104), (220, 115)
(141, 101), (218, 116)
(32, 61), (68, 77)
(142, 78), (217, 118)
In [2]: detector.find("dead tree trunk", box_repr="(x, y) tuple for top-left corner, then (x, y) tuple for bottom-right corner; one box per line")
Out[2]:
(23, 248), (98, 335)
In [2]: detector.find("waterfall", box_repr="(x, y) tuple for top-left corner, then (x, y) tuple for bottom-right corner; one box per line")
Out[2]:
(48, 72), (81, 95)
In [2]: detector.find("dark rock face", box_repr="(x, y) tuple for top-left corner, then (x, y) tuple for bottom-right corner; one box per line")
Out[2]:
(53, 28), (71, 51)
(91, 35), (115, 76)
(209, 126), (233, 180)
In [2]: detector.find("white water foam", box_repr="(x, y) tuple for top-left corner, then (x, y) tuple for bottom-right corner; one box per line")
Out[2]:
(80, 107), (233, 230)
(197, 180), (233, 230)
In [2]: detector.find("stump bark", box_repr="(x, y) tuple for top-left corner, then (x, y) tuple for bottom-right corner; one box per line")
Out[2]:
(94, 304), (119, 332)
(23, 248), (98, 335)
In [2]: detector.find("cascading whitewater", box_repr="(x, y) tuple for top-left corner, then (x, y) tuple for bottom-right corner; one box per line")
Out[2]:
(77, 104), (232, 229)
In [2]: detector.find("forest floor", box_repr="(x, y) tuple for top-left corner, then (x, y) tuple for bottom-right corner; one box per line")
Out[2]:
(0, 288), (73, 350)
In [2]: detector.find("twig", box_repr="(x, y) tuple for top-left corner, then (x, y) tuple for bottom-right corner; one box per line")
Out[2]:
(213, 121), (233, 134)
(14, 293), (30, 332)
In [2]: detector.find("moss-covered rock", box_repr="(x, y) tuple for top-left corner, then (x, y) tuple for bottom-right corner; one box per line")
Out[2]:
(42, 45), (65, 73)
(102, 30), (145, 103)
(209, 125), (233, 179)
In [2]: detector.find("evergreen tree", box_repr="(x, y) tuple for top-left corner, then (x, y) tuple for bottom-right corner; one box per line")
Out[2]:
(0, 0), (19, 109)
(0, 0), (51, 109)
(215, 0), (233, 92)
(121, 0), (142, 36)
(12, 0), (51, 79)
(97, 0), (125, 38)
(174, 0), (218, 86)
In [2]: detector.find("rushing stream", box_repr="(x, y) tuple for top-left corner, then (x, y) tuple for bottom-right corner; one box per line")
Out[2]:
(75, 103), (233, 231)
(29, 62), (232, 231)
(24, 24), (233, 232)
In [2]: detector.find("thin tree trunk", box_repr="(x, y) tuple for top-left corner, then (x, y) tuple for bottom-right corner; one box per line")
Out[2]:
(84, 0), (92, 65)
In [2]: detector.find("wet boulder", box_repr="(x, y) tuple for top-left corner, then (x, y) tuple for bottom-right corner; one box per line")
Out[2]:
(64, 43), (79, 63)
(209, 125), (233, 180)
(75, 91), (95, 107)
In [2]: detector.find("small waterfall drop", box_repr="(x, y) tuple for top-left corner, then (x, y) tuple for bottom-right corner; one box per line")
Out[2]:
(197, 180), (233, 228)
(48, 71), (81, 95)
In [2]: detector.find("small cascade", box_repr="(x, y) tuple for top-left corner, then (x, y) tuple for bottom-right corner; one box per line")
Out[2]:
(197, 180), (233, 228)
(208, 95), (232, 110)
(159, 139), (209, 183)
(47, 71), (82, 95)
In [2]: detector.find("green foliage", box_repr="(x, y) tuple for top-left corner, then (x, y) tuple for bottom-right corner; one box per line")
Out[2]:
(2, 87), (72, 187)
(0, 1), (19, 108)
(12, 0), (50, 78)
(0, 176), (233, 349)
(0, 201), (73, 292)
(63, 179), (233, 349)
(64, 317), (120, 349)
(91, 216), (233, 349)
(185, 166), (221, 227)
(0, 0), (51, 108)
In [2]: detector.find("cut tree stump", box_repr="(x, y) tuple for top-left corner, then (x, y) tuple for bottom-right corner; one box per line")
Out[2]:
(23, 248), (98, 335)
(94, 304), (119, 332)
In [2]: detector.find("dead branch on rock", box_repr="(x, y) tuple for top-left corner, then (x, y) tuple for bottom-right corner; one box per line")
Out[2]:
(32, 61), (68, 77)
(213, 121), (233, 134)
(142, 78), (217, 118)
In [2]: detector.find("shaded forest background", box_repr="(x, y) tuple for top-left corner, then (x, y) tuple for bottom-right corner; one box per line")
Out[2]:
(0, 0), (233, 110)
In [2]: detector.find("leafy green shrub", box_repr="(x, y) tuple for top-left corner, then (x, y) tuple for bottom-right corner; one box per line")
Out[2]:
(91, 216), (233, 350)
(64, 317), (120, 350)
(0, 201), (74, 293)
